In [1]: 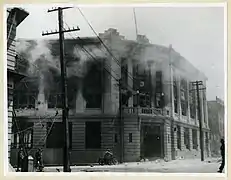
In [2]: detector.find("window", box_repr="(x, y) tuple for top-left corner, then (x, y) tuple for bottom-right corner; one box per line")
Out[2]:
(192, 129), (198, 149)
(114, 133), (118, 143)
(173, 77), (178, 113)
(177, 126), (181, 150)
(82, 62), (103, 109)
(180, 79), (188, 116)
(13, 91), (37, 109)
(46, 122), (72, 149)
(121, 58), (128, 86)
(184, 128), (190, 149)
(48, 94), (62, 108)
(85, 122), (101, 149)
(129, 133), (133, 143)
(11, 121), (33, 149)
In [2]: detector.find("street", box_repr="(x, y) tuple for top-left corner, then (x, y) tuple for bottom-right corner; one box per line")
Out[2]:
(44, 158), (225, 173)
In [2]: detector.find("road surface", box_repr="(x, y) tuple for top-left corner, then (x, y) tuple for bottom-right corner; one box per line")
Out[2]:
(44, 158), (225, 173)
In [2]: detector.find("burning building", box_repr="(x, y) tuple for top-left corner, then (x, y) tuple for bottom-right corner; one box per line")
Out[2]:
(10, 28), (211, 166)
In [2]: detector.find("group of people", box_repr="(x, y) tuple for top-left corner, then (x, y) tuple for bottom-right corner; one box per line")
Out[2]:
(17, 147), (43, 172)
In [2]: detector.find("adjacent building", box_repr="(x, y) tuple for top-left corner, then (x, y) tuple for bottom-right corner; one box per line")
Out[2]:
(10, 28), (211, 166)
(208, 97), (225, 157)
(7, 7), (29, 165)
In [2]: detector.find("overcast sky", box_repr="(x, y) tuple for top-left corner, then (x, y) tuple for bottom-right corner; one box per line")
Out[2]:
(13, 4), (225, 101)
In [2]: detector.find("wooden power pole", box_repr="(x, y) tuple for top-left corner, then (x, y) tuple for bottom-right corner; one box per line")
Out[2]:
(191, 80), (206, 161)
(42, 7), (80, 172)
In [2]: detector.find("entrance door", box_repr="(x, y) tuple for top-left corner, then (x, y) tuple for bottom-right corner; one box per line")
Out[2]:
(143, 125), (162, 158)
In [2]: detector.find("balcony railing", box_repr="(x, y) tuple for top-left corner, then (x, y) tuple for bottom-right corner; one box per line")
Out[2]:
(123, 107), (165, 117)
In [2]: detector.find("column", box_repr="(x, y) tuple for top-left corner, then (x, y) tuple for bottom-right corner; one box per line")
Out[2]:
(186, 80), (191, 121)
(189, 128), (193, 150)
(164, 122), (171, 161)
(180, 126), (185, 150)
(177, 77), (182, 120)
(170, 67), (175, 117)
(127, 59), (133, 107)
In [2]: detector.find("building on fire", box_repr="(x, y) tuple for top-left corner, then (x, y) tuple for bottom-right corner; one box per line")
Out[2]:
(10, 28), (211, 166)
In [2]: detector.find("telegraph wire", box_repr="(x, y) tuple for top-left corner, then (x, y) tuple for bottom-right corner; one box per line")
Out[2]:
(76, 7), (140, 91)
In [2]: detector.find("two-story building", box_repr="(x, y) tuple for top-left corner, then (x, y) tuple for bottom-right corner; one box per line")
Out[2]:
(7, 7), (29, 167)
(10, 28), (210, 166)
(208, 97), (225, 157)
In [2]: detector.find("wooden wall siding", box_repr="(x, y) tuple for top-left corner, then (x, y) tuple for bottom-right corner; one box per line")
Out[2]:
(123, 117), (140, 162)
(72, 121), (85, 150)
(8, 79), (14, 161)
(7, 12), (17, 71)
(101, 120), (114, 150)
(33, 121), (47, 149)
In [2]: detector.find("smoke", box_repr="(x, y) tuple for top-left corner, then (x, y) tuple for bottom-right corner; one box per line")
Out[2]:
(67, 44), (106, 78)
(16, 39), (61, 107)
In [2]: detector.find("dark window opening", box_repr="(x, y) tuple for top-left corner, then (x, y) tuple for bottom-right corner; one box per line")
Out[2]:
(184, 127), (190, 149)
(192, 129), (198, 149)
(46, 122), (72, 149)
(177, 126), (181, 150)
(11, 121), (33, 149)
(114, 133), (118, 143)
(82, 62), (103, 109)
(180, 79), (188, 116)
(129, 133), (132, 143)
(173, 77), (178, 113)
(85, 121), (101, 149)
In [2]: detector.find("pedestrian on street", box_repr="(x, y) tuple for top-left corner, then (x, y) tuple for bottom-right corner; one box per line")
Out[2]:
(218, 138), (225, 173)
(16, 147), (24, 172)
(35, 148), (44, 171)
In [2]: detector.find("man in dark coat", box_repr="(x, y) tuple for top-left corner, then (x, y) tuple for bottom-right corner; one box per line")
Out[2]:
(218, 138), (225, 173)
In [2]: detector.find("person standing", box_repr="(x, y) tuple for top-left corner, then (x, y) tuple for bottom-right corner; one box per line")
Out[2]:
(16, 147), (24, 172)
(218, 138), (225, 173)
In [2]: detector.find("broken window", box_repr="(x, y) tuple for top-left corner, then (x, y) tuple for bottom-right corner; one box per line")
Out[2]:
(180, 79), (188, 116)
(83, 62), (103, 109)
(13, 91), (36, 109)
(155, 71), (164, 108)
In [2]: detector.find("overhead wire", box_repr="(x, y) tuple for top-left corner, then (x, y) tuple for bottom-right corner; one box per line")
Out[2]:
(75, 7), (142, 91)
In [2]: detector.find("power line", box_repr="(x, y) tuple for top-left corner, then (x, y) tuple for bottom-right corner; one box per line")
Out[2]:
(76, 7), (140, 90)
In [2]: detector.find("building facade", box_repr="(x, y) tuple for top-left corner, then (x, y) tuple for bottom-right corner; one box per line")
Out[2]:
(7, 8), (29, 164)
(10, 28), (210, 166)
(208, 97), (225, 157)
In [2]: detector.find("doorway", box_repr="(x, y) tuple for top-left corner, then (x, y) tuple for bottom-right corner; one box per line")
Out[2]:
(142, 125), (163, 158)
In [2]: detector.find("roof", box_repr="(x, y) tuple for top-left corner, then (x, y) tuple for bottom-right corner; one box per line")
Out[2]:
(8, 7), (29, 27)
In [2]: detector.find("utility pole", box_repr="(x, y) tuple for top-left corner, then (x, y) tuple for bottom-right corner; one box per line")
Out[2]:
(191, 80), (206, 161)
(42, 7), (80, 172)
(168, 45), (176, 160)
(119, 79), (124, 163)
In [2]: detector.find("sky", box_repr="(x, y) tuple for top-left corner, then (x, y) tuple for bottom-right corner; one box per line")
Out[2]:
(13, 4), (225, 101)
